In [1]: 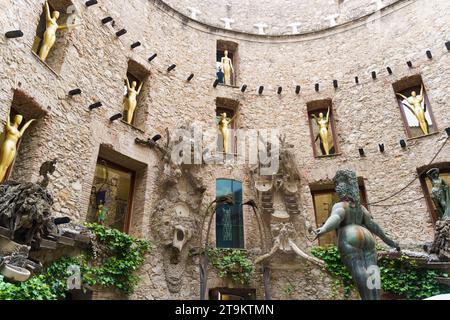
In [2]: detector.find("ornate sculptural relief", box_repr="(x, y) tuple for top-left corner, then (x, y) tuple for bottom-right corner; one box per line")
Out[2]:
(311, 107), (331, 156)
(396, 85), (429, 135)
(315, 169), (400, 300)
(217, 112), (237, 154)
(124, 78), (143, 125)
(220, 50), (234, 86)
(0, 111), (35, 183)
(39, 1), (80, 62)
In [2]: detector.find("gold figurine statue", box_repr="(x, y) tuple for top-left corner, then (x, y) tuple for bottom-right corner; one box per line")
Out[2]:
(221, 50), (234, 86)
(396, 85), (428, 135)
(312, 108), (331, 155)
(39, 0), (79, 62)
(0, 111), (35, 182)
(124, 78), (143, 125)
(218, 112), (237, 154)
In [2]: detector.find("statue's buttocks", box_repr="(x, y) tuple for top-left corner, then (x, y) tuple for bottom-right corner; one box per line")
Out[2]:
(339, 224), (376, 251)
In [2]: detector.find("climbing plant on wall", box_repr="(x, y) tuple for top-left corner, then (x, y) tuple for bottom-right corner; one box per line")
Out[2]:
(311, 245), (450, 300)
(0, 223), (151, 300)
(207, 248), (253, 285)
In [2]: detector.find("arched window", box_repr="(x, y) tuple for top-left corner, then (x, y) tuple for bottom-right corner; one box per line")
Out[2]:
(216, 179), (244, 248)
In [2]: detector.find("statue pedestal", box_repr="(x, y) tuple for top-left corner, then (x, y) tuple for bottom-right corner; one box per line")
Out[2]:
(431, 219), (450, 261)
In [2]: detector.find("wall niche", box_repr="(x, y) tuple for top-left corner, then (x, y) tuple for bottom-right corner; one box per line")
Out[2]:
(32, 0), (76, 74)
(307, 99), (339, 157)
(392, 75), (437, 139)
(8, 90), (48, 183)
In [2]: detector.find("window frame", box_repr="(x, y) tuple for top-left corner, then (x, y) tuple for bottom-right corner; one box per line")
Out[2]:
(215, 178), (244, 249)
(92, 158), (136, 233)
(418, 163), (450, 223)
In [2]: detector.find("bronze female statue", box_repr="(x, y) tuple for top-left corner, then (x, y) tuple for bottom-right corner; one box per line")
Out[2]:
(312, 108), (331, 155)
(124, 78), (143, 125)
(396, 85), (428, 135)
(0, 111), (35, 182)
(217, 112), (237, 154)
(315, 169), (400, 300)
(427, 168), (450, 220)
(220, 50), (234, 86)
(39, 0), (79, 62)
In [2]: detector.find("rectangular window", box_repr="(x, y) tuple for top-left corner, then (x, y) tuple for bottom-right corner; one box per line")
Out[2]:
(307, 99), (339, 157)
(311, 181), (367, 246)
(393, 75), (437, 139)
(209, 288), (256, 300)
(216, 179), (244, 248)
(88, 159), (135, 233)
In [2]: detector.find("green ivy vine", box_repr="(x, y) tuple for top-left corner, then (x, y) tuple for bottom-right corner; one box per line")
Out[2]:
(0, 223), (151, 300)
(207, 248), (253, 285)
(311, 245), (450, 300)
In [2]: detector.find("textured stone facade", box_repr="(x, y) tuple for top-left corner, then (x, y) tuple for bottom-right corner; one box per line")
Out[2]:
(0, 0), (449, 300)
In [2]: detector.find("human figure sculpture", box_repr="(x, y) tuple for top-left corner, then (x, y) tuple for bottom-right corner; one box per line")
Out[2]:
(312, 108), (331, 155)
(0, 111), (35, 183)
(218, 112), (237, 154)
(315, 169), (400, 300)
(427, 168), (450, 220)
(396, 85), (428, 135)
(39, 1), (79, 62)
(220, 50), (234, 86)
(124, 78), (143, 125)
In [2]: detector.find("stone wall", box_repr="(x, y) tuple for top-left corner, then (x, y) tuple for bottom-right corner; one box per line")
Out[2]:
(0, 0), (449, 300)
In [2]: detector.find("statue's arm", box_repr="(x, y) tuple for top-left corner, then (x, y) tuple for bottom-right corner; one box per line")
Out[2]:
(125, 78), (131, 91)
(325, 107), (330, 123)
(316, 204), (345, 236)
(19, 119), (36, 137)
(137, 81), (144, 95)
(5, 110), (11, 129)
(362, 206), (399, 249)
(45, 1), (51, 21)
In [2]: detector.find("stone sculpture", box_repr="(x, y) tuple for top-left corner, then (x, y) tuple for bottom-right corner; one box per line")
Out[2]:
(0, 110), (35, 183)
(315, 169), (400, 300)
(124, 78), (143, 125)
(39, 0), (79, 61)
(396, 84), (428, 135)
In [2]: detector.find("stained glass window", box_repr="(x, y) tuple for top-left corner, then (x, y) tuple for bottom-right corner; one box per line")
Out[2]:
(216, 179), (244, 248)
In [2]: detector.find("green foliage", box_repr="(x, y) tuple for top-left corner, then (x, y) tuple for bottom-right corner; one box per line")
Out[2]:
(283, 282), (296, 297)
(378, 255), (448, 299)
(311, 245), (450, 300)
(0, 223), (151, 300)
(207, 248), (253, 285)
(0, 275), (56, 300)
(310, 246), (354, 297)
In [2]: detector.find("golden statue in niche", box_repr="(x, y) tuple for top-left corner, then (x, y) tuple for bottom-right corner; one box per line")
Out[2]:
(124, 78), (143, 125)
(0, 111), (35, 182)
(218, 112), (237, 154)
(221, 50), (234, 86)
(39, 0), (79, 62)
(312, 107), (331, 156)
(396, 85), (428, 135)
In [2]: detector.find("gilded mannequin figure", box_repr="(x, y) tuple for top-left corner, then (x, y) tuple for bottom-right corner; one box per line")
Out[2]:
(124, 78), (143, 125)
(220, 50), (234, 86)
(218, 112), (237, 154)
(427, 168), (450, 220)
(39, 0), (79, 62)
(312, 108), (331, 155)
(396, 85), (428, 135)
(0, 111), (35, 182)
(315, 170), (399, 300)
